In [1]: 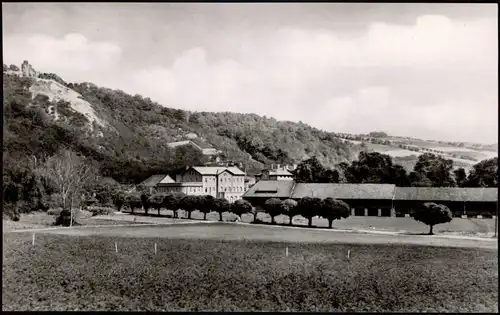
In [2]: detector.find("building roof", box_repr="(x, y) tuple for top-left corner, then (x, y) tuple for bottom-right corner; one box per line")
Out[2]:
(157, 182), (203, 187)
(242, 180), (295, 199)
(167, 140), (192, 148)
(190, 138), (215, 150)
(139, 175), (169, 187)
(394, 187), (498, 202)
(187, 166), (246, 176)
(158, 175), (175, 184)
(243, 180), (498, 203)
(291, 183), (396, 200)
(269, 169), (293, 176)
(245, 176), (256, 182)
(96, 176), (120, 186)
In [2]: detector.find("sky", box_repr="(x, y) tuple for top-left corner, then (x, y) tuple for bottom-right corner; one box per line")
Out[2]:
(2, 3), (498, 144)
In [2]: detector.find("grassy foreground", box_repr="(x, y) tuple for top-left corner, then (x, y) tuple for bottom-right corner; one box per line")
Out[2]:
(3, 233), (498, 312)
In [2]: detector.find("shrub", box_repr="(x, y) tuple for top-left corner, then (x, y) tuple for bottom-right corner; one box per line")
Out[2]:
(54, 209), (75, 226)
(87, 206), (116, 217)
(47, 208), (63, 216)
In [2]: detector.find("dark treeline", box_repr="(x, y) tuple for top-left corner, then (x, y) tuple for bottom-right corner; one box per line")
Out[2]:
(293, 153), (497, 188)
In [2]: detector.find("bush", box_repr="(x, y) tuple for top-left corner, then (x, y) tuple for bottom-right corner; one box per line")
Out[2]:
(54, 209), (75, 226)
(87, 206), (116, 217)
(3, 203), (20, 221)
(47, 208), (63, 216)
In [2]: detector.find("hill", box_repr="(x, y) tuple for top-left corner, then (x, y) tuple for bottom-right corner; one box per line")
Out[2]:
(3, 61), (364, 183)
(334, 133), (497, 172)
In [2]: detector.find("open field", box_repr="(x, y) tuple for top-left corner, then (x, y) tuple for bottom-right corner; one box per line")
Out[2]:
(3, 230), (498, 312)
(28, 223), (498, 249)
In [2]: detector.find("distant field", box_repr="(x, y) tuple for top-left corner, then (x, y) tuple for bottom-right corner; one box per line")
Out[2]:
(3, 232), (497, 311)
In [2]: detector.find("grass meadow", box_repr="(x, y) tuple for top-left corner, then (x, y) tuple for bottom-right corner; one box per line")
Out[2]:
(3, 231), (498, 312)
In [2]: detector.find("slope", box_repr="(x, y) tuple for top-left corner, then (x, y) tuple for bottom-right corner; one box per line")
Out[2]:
(3, 61), (361, 183)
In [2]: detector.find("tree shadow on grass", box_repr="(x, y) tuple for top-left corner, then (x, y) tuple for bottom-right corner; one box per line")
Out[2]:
(250, 220), (334, 230)
(400, 232), (433, 236)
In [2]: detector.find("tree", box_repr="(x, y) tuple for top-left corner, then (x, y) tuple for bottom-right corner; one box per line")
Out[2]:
(250, 206), (261, 223)
(453, 168), (467, 188)
(346, 152), (395, 184)
(466, 158), (498, 188)
(264, 198), (283, 224)
(140, 192), (152, 215)
(198, 195), (215, 220)
(280, 199), (298, 225)
(293, 156), (340, 183)
(411, 153), (456, 187)
(412, 202), (453, 235)
(87, 178), (122, 206)
(298, 197), (322, 227)
(231, 199), (253, 220)
(164, 192), (186, 218)
(112, 190), (126, 211)
(37, 149), (96, 226)
(391, 164), (410, 187)
(213, 198), (231, 221)
(125, 193), (142, 214)
(180, 195), (199, 219)
(320, 198), (350, 228)
(148, 193), (167, 215)
(368, 131), (388, 138)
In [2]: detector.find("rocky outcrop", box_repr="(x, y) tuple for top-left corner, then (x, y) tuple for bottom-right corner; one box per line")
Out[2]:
(21, 60), (38, 78)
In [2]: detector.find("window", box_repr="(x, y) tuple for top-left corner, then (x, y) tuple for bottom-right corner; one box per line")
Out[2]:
(205, 188), (208, 192)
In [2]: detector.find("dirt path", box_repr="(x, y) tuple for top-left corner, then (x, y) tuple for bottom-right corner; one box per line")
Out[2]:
(23, 222), (498, 250)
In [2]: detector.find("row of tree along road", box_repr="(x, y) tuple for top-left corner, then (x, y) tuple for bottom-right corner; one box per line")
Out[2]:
(117, 191), (452, 235)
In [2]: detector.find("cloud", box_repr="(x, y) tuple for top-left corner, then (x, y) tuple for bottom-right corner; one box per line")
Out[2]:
(120, 14), (496, 142)
(2, 13), (497, 143)
(3, 33), (122, 80)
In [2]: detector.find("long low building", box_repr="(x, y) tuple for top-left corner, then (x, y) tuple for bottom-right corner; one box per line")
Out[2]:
(394, 187), (498, 218)
(242, 180), (498, 218)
